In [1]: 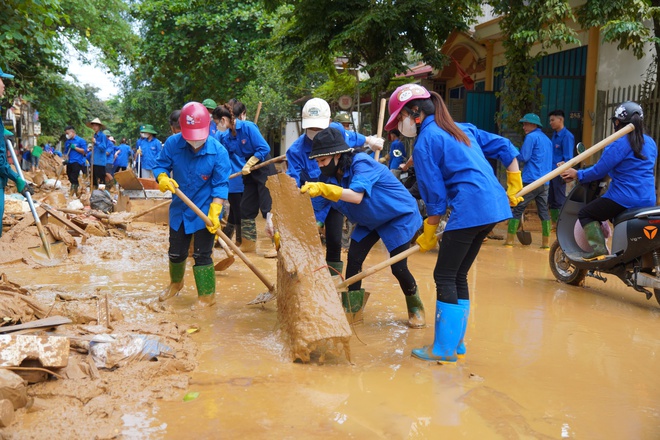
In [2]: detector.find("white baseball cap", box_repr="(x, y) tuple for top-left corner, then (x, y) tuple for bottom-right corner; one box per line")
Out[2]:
(302, 98), (331, 129)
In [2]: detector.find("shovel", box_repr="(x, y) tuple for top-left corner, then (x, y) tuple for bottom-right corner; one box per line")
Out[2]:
(6, 140), (66, 263)
(516, 216), (532, 246)
(170, 188), (235, 271)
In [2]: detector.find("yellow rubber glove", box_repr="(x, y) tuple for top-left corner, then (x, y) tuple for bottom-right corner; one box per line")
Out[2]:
(273, 231), (281, 250)
(157, 173), (179, 193)
(136, 148), (142, 156)
(300, 182), (343, 202)
(506, 171), (524, 207)
(242, 156), (260, 175)
(206, 202), (223, 234)
(416, 219), (439, 253)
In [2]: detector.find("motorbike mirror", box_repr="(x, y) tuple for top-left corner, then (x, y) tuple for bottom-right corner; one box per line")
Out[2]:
(576, 142), (586, 154)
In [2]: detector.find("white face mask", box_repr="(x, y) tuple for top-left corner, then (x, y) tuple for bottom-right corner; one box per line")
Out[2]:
(140, 133), (148, 139)
(306, 129), (319, 140)
(188, 139), (206, 150)
(65, 133), (73, 140)
(398, 116), (417, 138)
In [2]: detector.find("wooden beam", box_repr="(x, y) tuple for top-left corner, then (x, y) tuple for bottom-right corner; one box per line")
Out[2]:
(40, 205), (90, 238)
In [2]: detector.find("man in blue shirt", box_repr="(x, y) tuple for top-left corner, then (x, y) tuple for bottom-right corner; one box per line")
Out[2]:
(506, 113), (553, 248)
(137, 124), (162, 179)
(548, 110), (574, 224)
(113, 138), (133, 173)
(63, 125), (89, 197)
(86, 118), (108, 188)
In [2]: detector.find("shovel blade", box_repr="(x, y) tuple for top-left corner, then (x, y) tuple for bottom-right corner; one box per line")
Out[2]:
(29, 242), (68, 266)
(214, 255), (235, 272)
(247, 290), (277, 305)
(517, 230), (532, 246)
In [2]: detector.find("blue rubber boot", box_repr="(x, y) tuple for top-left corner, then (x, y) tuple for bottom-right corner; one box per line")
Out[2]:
(456, 299), (470, 358)
(412, 301), (466, 363)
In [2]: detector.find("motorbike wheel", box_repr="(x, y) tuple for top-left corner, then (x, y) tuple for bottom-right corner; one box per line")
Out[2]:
(549, 240), (587, 285)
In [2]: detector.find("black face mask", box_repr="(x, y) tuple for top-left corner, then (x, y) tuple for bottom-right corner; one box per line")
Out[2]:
(319, 157), (338, 177)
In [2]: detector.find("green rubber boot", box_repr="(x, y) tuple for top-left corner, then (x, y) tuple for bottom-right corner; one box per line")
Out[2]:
(405, 289), (426, 328)
(327, 261), (344, 277)
(550, 208), (559, 224)
(342, 289), (368, 324)
(159, 260), (186, 302)
(541, 220), (552, 249)
(582, 221), (609, 261)
(504, 219), (519, 247)
(193, 264), (216, 306)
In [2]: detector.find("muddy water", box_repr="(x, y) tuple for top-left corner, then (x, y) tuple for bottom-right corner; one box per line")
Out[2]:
(6, 224), (660, 438)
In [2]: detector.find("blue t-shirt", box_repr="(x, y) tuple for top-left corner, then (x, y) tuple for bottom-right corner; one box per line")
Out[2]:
(64, 136), (88, 165)
(219, 120), (270, 161)
(551, 127), (574, 169)
(153, 134), (230, 234)
(518, 128), (552, 184)
(388, 139), (406, 170)
(140, 137), (163, 171)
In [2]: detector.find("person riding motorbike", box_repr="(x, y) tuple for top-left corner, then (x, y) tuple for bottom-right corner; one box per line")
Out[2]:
(561, 101), (657, 260)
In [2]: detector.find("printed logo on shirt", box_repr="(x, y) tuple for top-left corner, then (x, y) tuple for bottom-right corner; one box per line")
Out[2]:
(241, 139), (247, 145)
(200, 174), (210, 181)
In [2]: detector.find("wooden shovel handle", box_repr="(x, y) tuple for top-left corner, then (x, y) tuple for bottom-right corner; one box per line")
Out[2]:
(516, 123), (634, 199)
(174, 188), (274, 291)
(336, 244), (420, 289)
(374, 98), (386, 162)
(229, 154), (287, 180)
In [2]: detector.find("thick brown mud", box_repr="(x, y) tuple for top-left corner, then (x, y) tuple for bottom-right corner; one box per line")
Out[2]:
(2, 220), (659, 439)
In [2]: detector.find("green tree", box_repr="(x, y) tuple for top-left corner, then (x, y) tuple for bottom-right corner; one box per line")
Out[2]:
(268, 0), (483, 131)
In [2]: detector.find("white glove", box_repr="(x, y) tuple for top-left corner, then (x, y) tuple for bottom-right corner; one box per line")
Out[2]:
(265, 212), (275, 238)
(364, 135), (384, 151)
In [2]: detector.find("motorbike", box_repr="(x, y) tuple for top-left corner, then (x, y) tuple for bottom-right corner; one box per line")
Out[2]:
(549, 179), (660, 306)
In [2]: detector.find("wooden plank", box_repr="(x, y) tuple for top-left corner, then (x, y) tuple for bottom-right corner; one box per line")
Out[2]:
(0, 316), (72, 334)
(114, 169), (144, 190)
(0, 207), (43, 244)
(41, 205), (90, 238)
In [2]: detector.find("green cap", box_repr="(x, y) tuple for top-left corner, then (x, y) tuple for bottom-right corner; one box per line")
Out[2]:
(140, 124), (157, 135)
(103, 129), (111, 136)
(202, 98), (217, 111)
(334, 113), (351, 124)
(519, 113), (542, 127)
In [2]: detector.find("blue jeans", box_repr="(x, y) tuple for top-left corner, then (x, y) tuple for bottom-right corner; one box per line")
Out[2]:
(511, 184), (550, 221)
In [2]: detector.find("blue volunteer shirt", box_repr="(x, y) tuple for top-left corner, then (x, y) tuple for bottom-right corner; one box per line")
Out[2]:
(413, 116), (511, 232)
(388, 139), (406, 170)
(577, 134), (657, 209)
(113, 143), (133, 168)
(92, 131), (109, 166)
(64, 135), (88, 165)
(286, 133), (334, 223)
(153, 133), (230, 234)
(458, 123), (520, 167)
(219, 119), (270, 161)
(332, 153), (421, 251)
(518, 127), (552, 184)
(141, 137), (163, 171)
(329, 122), (366, 148)
(213, 131), (244, 194)
(551, 127), (574, 169)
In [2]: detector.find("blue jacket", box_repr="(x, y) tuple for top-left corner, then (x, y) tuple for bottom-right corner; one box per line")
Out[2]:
(388, 139), (406, 170)
(213, 131), (244, 193)
(64, 135), (88, 165)
(153, 133), (230, 234)
(114, 143), (133, 168)
(458, 123), (520, 167)
(519, 128), (552, 184)
(105, 143), (116, 163)
(551, 127), (574, 169)
(577, 134), (657, 209)
(286, 134), (334, 223)
(329, 122), (366, 148)
(92, 131), (109, 166)
(209, 120), (218, 138)
(140, 137), (163, 171)
(413, 116), (511, 232)
(332, 153), (421, 251)
(219, 120), (270, 161)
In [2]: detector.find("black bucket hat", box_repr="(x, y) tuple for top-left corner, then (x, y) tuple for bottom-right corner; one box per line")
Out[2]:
(309, 127), (352, 159)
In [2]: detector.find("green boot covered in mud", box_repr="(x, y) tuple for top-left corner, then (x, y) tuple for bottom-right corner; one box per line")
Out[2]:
(541, 220), (552, 249)
(327, 261), (343, 277)
(504, 218), (519, 247)
(193, 264), (216, 306)
(550, 208), (559, 224)
(159, 260), (186, 302)
(342, 289), (369, 324)
(582, 221), (609, 261)
(405, 289), (426, 328)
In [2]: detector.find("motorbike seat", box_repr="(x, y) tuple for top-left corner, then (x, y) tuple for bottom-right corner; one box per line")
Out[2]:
(613, 206), (660, 226)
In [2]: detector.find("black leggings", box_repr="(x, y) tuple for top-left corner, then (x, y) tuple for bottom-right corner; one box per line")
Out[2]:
(66, 162), (83, 185)
(434, 223), (495, 304)
(91, 165), (105, 187)
(168, 225), (215, 266)
(578, 197), (625, 227)
(324, 208), (343, 262)
(346, 229), (417, 296)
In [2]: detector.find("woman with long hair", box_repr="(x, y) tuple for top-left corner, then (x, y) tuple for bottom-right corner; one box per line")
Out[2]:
(561, 101), (657, 260)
